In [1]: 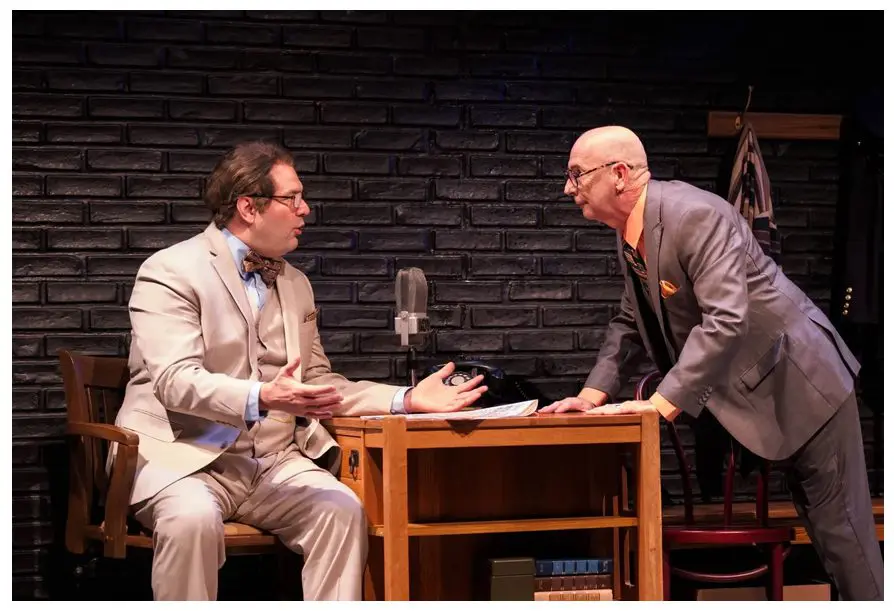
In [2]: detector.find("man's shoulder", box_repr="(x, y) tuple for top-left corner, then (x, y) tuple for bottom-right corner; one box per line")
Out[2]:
(139, 230), (210, 274)
(280, 257), (313, 290)
(654, 180), (736, 224)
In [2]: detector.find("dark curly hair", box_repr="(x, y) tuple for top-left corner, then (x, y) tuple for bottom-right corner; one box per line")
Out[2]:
(203, 141), (295, 228)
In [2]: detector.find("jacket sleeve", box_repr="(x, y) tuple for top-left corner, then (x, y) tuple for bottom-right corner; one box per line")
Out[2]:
(656, 204), (749, 416)
(584, 281), (646, 400)
(128, 254), (253, 429)
(296, 274), (402, 417)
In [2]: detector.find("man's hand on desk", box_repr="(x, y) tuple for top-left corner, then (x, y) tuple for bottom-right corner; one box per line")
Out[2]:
(587, 395), (681, 421)
(538, 387), (608, 413)
(404, 362), (489, 414)
(259, 356), (343, 419)
(584, 400), (656, 415)
(539, 389), (681, 421)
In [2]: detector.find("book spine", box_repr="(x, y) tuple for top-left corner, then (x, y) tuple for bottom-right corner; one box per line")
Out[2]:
(534, 588), (614, 601)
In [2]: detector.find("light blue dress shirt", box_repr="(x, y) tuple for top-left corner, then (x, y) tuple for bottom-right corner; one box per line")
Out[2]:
(220, 229), (409, 421)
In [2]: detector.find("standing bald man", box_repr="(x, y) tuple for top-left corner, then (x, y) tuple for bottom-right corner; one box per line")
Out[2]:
(541, 126), (883, 600)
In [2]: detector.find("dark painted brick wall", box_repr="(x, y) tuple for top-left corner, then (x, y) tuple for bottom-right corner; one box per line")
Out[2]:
(11, 10), (882, 599)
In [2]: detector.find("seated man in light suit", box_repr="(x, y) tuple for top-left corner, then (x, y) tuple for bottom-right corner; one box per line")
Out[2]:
(117, 140), (487, 601)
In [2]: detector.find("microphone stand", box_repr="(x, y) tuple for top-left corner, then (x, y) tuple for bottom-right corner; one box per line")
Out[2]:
(396, 310), (425, 387)
(407, 346), (418, 387)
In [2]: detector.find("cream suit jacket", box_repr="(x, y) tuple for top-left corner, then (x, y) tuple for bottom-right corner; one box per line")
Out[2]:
(117, 223), (400, 504)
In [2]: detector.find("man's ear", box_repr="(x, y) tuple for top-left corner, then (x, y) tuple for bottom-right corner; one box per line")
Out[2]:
(613, 163), (631, 193)
(234, 196), (257, 224)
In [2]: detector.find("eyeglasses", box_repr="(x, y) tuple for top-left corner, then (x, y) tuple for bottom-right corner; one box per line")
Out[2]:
(564, 161), (646, 189)
(243, 193), (304, 213)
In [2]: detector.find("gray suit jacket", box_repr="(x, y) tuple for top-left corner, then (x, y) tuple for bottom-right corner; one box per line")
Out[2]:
(585, 180), (860, 461)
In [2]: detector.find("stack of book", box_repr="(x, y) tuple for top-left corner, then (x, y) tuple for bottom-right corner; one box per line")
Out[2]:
(534, 558), (614, 601)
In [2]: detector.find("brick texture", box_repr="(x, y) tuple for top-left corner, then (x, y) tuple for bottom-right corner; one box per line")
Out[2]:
(11, 11), (881, 599)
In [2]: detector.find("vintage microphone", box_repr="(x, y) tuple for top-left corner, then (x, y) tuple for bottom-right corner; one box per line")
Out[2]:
(394, 267), (430, 386)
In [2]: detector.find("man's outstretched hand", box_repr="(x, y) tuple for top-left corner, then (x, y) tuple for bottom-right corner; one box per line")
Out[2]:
(583, 400), (657, 415)
(539, 388), (609, 414)
(539, 395), (659, 417)
(259, 356), (343, 419)
(405, 362), (488, 414)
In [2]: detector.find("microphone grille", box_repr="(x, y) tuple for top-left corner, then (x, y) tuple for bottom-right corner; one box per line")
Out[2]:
(395, 267), (428, 314)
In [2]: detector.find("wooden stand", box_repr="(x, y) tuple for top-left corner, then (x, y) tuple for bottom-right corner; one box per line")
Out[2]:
(325, 411), (663, 601)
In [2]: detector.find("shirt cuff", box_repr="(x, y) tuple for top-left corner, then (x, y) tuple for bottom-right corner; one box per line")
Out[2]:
(245, 381), (263, 421)
(390, 387), (411, 415)
(650, 391), (682, 422)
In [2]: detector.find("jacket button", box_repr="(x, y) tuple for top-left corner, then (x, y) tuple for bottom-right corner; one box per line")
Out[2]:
(846, 287), (853, 294)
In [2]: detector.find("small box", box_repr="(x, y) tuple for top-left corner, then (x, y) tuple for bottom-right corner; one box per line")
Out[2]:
(696, 583), (831, 601)
(490, 557), (535, 601)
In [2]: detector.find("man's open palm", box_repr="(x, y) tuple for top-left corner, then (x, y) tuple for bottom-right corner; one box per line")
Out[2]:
(408, 362), (488, 413)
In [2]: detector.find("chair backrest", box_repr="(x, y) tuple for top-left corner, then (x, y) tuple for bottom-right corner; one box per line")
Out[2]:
(635, 370), (770, 527)
(58, 350), (130, 539)
(59, 350), (130, 426)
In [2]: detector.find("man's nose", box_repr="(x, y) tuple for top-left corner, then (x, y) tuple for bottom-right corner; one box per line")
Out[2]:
(564, 180), (576, 197)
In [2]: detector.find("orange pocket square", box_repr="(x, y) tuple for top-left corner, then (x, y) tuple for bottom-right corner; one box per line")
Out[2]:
(304, 309), (318, 323)
(659, 280), (679, 299)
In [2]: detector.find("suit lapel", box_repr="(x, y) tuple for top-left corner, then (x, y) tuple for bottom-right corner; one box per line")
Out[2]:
(276, 267), (319, 439)
(643, 181), (678, 361)
(204, 224), (259, 373)
(275, 271), (303, 380)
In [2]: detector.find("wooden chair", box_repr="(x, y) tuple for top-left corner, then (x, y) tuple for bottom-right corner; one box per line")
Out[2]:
(635, 370), (792, 601)
(58, 350), (300, 599)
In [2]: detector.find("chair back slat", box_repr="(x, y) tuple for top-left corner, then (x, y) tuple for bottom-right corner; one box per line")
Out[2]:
(636, 371), (696, 521)
(635, 370), (771, 528)
(58, 350), (130, 546)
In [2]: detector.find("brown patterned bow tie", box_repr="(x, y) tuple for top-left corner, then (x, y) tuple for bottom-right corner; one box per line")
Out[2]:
(242, 251), (284, 288)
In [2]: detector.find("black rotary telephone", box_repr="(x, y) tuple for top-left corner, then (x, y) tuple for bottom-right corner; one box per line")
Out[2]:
(423, 360), (545, 408)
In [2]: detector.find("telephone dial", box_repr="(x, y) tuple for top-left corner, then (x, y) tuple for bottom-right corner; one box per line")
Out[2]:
(424, 359), (545, 408)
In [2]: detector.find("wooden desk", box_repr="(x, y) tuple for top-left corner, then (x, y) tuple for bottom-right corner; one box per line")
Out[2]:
(325, 411), (663, 601)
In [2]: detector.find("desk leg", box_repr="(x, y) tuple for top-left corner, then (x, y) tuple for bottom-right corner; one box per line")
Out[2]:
(382, 417), (410, 600)
(637, 411), (663, 600)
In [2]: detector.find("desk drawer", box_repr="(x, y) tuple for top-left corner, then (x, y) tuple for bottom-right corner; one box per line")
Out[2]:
(338, 434), (363, 483)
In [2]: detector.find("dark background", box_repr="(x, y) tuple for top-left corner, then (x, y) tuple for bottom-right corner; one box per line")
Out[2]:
(11, 10), (883, 599)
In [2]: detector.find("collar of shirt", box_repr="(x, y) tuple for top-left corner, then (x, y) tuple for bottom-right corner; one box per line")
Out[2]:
(221, 227), (253, 281)
(622, 183), (649, 254)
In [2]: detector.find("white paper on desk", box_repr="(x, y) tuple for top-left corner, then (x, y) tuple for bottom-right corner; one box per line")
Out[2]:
(361, 399), (539, 421)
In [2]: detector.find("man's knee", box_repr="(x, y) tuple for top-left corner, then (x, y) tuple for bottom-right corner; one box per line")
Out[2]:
(154, 503), (224, 544)
(317, 484), (366, 535)
(335, 487), (366, 529)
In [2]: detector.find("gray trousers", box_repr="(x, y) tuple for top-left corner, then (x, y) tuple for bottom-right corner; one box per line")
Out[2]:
(783, 392), (883, 600)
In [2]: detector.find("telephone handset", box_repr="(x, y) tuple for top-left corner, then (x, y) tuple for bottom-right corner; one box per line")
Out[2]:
(424, 359), (545, 408)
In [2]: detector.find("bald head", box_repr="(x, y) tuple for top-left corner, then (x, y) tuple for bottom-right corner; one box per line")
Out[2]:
(564, 126), (651, 229)
(570, 125), (648, 169)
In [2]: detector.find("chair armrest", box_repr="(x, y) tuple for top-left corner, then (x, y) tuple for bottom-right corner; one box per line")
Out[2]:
(67, 422), (139, 446)
(102, 431), (140, 558)
(66, 421), (140, 559)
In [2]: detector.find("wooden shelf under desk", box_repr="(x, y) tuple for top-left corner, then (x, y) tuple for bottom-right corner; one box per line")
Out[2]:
(369, 515), (640, 538)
